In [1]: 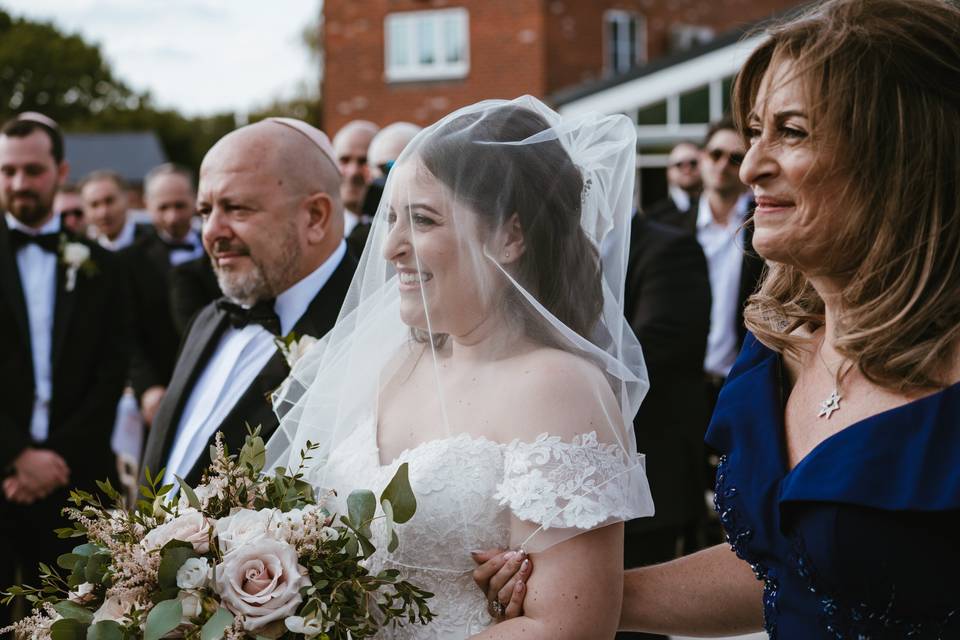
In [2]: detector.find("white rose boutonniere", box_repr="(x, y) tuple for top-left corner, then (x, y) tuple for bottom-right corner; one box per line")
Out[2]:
(60, 239), (96, 292)
(274, 332), (318, 369)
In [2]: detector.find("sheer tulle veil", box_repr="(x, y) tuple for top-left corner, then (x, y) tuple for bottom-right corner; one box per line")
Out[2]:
(265, 95), (653, 555)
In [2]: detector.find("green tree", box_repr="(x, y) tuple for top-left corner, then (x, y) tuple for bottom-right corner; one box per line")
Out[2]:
(0, 9), (145, 124)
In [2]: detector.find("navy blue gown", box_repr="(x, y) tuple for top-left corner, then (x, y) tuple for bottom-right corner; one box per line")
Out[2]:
(705, 334), (960, 639)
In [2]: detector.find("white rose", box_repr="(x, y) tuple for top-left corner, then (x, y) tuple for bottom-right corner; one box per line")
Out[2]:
(283, 335), (318, 368)
(67, 582), (95, 604)
(214, 538), (309, 632)
(215, 508), (280, 554)
(91, 595), (133, 625)
(62, 242), (90, 265)
(318, 526), (339, 542)
(176, 557), (211, 590)
(284, 614), (325, 637)
(177, 589), (204, 625)
(142, 509), (213, 553)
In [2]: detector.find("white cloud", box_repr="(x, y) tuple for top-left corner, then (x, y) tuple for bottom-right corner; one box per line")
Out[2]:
(1, 0), (320, 116)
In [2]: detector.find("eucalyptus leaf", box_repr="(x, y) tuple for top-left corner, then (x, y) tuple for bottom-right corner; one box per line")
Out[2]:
(71, 544), (97, 557)
(157, 546), (198, 588)
(347, 489), (376, 535)
(84, 554), (110, 584)
(382, 499), (397, 553)
(86, 620), (123, 640)
(57, 553), (83, 570)
(53, 600), (94, 624)
(239, 435), (266, 473)
(50, 618), (86, 640)
(380, 462), (416, 523)
(200, 607), (235, 640)
(174, 475), (201, 510)
(144, 599), (183, 640)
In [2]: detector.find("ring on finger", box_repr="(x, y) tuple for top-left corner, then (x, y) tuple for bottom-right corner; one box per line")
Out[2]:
(490, 599), (506, 618)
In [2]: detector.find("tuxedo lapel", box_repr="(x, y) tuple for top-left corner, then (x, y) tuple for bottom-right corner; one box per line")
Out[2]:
(0, 220), (30, 348)
(142, 305), (229, 480)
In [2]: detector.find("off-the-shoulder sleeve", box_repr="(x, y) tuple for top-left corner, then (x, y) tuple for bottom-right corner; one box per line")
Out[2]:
(493, 432), (654, 530)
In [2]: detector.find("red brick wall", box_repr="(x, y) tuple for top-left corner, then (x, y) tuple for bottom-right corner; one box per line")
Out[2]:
(323, 0), (546, 135)
(322, 0), (801, 134)
(543, 0), (800, 94)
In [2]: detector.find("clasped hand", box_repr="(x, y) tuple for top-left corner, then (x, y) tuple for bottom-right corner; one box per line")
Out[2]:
(2, 448), (70, 505)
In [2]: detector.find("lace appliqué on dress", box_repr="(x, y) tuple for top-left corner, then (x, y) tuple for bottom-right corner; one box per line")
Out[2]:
(494, 431), (641, 530)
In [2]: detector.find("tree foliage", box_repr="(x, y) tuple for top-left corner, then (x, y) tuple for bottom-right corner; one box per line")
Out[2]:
(0, 9), (322, 173)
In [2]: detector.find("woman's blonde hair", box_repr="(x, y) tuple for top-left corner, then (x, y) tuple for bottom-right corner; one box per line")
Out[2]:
(733, 0), (960, 391)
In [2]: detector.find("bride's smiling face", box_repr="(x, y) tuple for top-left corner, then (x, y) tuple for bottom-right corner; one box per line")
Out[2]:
(382, 160), (500, 336)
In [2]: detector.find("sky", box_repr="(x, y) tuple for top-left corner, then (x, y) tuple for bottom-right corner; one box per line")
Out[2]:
(1, 0), (321, 116)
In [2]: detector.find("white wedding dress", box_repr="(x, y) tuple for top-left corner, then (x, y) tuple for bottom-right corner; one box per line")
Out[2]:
(323, 412), (647, 639)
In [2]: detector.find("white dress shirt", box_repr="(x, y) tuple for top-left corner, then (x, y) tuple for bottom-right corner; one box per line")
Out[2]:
(163, 229), (204, 266)
(668, 185), (692, 213)
(96, 217), (138, 251)
(162, 241), (347, 486)
(6, 212), (60, 442)
(696, 194), (751, 378)
(344, 210), (361, 239)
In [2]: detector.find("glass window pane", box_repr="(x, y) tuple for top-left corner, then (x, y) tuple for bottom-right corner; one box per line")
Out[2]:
(608, 18), (619, 71)
(389, 19), (409, 67)
(637, 101), (667, 125)
(721, 76), (733, 114)
(418, 18), (435, 65)
(443, 15), (462, 63)
(627, 17), (637, 66)
(679, 85), (710, 124)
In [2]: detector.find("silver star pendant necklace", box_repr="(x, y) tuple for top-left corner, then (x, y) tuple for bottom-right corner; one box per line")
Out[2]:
(816, 340), (849, 420)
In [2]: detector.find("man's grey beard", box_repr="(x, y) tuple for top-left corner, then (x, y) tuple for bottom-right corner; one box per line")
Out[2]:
(213, 231), (302, 307)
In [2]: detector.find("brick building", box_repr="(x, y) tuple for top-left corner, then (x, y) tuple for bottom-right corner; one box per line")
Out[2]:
(322, 0), (801, 134)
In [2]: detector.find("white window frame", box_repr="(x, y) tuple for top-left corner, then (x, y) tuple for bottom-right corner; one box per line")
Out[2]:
(604, 10), (646, 76)
(385, 8), (470, 82)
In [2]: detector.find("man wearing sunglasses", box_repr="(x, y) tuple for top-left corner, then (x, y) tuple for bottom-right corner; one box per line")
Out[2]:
(645, 141), (702, 226)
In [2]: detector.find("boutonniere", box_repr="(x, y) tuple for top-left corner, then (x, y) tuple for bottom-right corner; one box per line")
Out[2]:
(59, 237), (97, 292)
(274, 331), (319, 369)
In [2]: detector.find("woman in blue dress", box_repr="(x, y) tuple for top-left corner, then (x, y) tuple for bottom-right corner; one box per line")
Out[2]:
(473, 0), (960, 637)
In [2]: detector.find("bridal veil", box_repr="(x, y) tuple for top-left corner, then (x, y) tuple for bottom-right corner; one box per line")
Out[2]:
(265, 95), (654, 555)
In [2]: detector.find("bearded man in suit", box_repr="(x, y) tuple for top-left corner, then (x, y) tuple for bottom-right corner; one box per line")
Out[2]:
(140, 118), (356, 489)
(0, 113), (129, 629)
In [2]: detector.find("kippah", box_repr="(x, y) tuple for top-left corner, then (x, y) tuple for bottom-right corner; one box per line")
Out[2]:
(266, 117), (338, 173)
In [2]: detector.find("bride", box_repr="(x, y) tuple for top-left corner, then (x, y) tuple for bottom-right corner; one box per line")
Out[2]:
(265, 96), (654, 638)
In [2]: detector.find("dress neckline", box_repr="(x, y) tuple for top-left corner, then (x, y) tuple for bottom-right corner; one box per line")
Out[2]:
(767, 348), (960, 479)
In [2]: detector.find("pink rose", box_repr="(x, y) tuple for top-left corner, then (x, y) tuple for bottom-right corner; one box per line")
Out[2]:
(214, 508), (280, 554)
(214, 538), (309, 631)
(142, 509), (212, 553)
(91, 595), (133, 625)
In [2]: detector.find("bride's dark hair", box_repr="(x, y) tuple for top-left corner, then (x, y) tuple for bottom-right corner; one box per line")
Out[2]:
(418, 104), (604, 341)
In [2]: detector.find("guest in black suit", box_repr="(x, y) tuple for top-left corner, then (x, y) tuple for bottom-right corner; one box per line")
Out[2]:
(125, 164), (205, 426)
(0, 114), (129, 629)
(618, 215), (711, 640)
(643, 140), (701, 230)
(333, 120), (378, 258)
(168, 254), (221, 336)
(140, 118), (356, 489)
(80, 170), (151, 251)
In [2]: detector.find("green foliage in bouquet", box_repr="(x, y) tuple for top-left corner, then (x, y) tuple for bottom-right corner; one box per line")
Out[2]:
(2, 428), (434, 640)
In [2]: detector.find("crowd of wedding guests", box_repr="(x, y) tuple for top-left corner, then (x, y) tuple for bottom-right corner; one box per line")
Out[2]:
(4, 0), (958, 635)
(0, 106), (759, 635)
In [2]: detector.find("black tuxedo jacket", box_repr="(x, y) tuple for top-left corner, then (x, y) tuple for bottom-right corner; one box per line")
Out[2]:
(140, 252), (357, 487)
(0, 219), (129, 488)
(624, 216), (712, 533)
(121, 231), (184, 399)
(168, 255), (221, 337)
(645, 195), (765, 349)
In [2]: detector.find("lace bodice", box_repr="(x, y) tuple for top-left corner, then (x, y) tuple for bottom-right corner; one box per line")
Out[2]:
(321, 415), (650, 639)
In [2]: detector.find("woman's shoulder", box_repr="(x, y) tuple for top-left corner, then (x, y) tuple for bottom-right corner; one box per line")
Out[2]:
(500, 347), (621, 440)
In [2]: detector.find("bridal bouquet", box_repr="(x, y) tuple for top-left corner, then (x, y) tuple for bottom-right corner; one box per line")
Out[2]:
(2, 431), (434, 640)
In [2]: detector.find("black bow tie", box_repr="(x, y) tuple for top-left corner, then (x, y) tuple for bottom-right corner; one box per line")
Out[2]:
(9, 229), (60, 253)
(216, 298), (281, 335)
